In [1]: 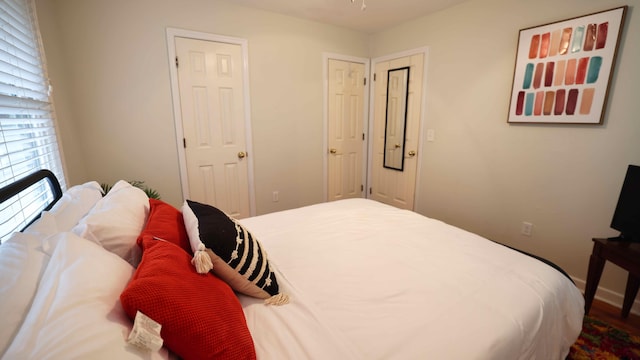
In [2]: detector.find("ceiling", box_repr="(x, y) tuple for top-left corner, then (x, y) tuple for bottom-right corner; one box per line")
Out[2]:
(224, 0), (469, 33)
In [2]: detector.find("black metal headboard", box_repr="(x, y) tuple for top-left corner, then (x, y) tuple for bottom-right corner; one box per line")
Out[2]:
(0, 169), (64, 233)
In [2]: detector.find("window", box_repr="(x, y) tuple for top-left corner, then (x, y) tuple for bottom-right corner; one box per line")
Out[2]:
(0, 0), (66, 240)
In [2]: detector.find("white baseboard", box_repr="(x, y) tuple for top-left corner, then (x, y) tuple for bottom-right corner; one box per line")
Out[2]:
(572, 276), (640, 316)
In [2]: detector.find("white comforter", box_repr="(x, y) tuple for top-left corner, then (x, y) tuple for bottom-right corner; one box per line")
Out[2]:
(238, 199), (584, 360)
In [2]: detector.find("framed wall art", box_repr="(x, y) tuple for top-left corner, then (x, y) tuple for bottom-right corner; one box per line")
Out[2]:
(507, 6), (627, 124)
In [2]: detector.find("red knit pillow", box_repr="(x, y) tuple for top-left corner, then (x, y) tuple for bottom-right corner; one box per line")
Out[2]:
(138, 199), (191, 253)
(120, 236), (256, 360)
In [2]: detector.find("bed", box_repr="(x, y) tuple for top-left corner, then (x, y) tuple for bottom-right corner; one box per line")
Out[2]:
(0, 170), (585, 359)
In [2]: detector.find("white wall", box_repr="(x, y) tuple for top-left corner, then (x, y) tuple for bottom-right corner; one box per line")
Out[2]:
(371, 0), (640, 306)
(36, 0), (640, 308)
(35, 0), (369, 214)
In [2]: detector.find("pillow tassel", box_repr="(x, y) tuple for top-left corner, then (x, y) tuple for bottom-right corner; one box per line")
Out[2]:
(264, 293), (290, 306)
(191, 242), (213, 274)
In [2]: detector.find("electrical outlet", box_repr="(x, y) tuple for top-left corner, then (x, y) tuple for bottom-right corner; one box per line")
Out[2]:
(272, 191), (279, 202)
(426, 129), (435, 142)
(521, 222), (533, 236)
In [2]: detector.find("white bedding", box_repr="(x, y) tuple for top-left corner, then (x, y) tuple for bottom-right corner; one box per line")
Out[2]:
(0, 231), (169, 360)
(238, 198), (584, 360)
(1, 182), (583, 360)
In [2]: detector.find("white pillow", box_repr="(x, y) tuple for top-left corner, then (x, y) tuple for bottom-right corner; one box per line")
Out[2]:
(48, 181), (103, 231)
(21, 181), (103, 237)
(72, 180), (149, 265)
(2, 232), (168, 360)
(22, 211), (58, 237)
(0, 232), (51, 356)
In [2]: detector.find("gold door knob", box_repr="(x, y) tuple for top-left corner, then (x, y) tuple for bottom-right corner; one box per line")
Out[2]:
(407, 150), (416, 157)
(329, 148), (337, 154)
(395, 144), (401, 148)
(237, 151), (246, 159)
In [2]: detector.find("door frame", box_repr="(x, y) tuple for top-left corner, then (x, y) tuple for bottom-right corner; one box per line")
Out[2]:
(322, 52), (370, 201)
(166, 28), (256, 216)
(368, 47), (429, 208)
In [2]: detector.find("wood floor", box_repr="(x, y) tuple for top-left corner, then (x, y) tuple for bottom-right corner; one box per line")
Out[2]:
(588, 298), (640, 335)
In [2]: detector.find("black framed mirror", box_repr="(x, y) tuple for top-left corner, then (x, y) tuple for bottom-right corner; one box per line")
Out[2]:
(383, 66), (410, 171)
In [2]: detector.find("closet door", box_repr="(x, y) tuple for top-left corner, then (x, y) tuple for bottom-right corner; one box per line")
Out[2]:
(370, 53), (424, 210)
(327, 59), (366, 202)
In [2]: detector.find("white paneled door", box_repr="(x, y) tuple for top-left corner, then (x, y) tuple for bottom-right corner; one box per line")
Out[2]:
(370, 53), (424, 210)
(327, 59), (366, 201)
(175, 36), (251, 218)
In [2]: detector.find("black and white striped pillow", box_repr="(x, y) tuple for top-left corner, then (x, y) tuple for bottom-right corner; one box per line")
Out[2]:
(182, 200), (287, 304)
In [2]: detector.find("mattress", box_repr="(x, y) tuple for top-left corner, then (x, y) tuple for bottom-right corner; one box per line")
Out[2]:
(0, 171), (583, 359)
(238, 198), (585, 359)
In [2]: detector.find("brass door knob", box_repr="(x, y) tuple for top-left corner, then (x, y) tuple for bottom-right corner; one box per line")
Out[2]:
(407, 150), (416, 157)
(329, 148), (337, 154)
(237, 151), (247, 159)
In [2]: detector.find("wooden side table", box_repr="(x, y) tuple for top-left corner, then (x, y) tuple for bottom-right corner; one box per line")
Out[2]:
(584, 238), (640, 318)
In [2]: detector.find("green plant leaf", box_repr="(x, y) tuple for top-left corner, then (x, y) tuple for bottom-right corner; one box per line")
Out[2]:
(101, 180), (160, 199)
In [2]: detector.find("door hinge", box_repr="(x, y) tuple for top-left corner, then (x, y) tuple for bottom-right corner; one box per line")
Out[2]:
(373, 73), (376, 81)
(183, 138), (186, 148)
(364, 77), (367, 86)
(361, 184), (364, 192)
(175, 56), (179, 68)
(362, 133), (365, 141)
(369, 187), (372, 195)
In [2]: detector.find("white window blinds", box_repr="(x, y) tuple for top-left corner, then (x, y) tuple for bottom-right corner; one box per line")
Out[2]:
(0, 0), (66, 240)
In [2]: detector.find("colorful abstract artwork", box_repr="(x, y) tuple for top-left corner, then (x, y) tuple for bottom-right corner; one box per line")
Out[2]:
(508, 6), (627, 124)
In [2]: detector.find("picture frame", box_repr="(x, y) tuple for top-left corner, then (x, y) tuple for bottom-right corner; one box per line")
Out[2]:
(507, 6), (627, 124)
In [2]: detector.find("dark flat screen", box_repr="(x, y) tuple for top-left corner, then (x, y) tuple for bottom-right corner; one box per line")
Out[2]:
(610, 164), (640, 241)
